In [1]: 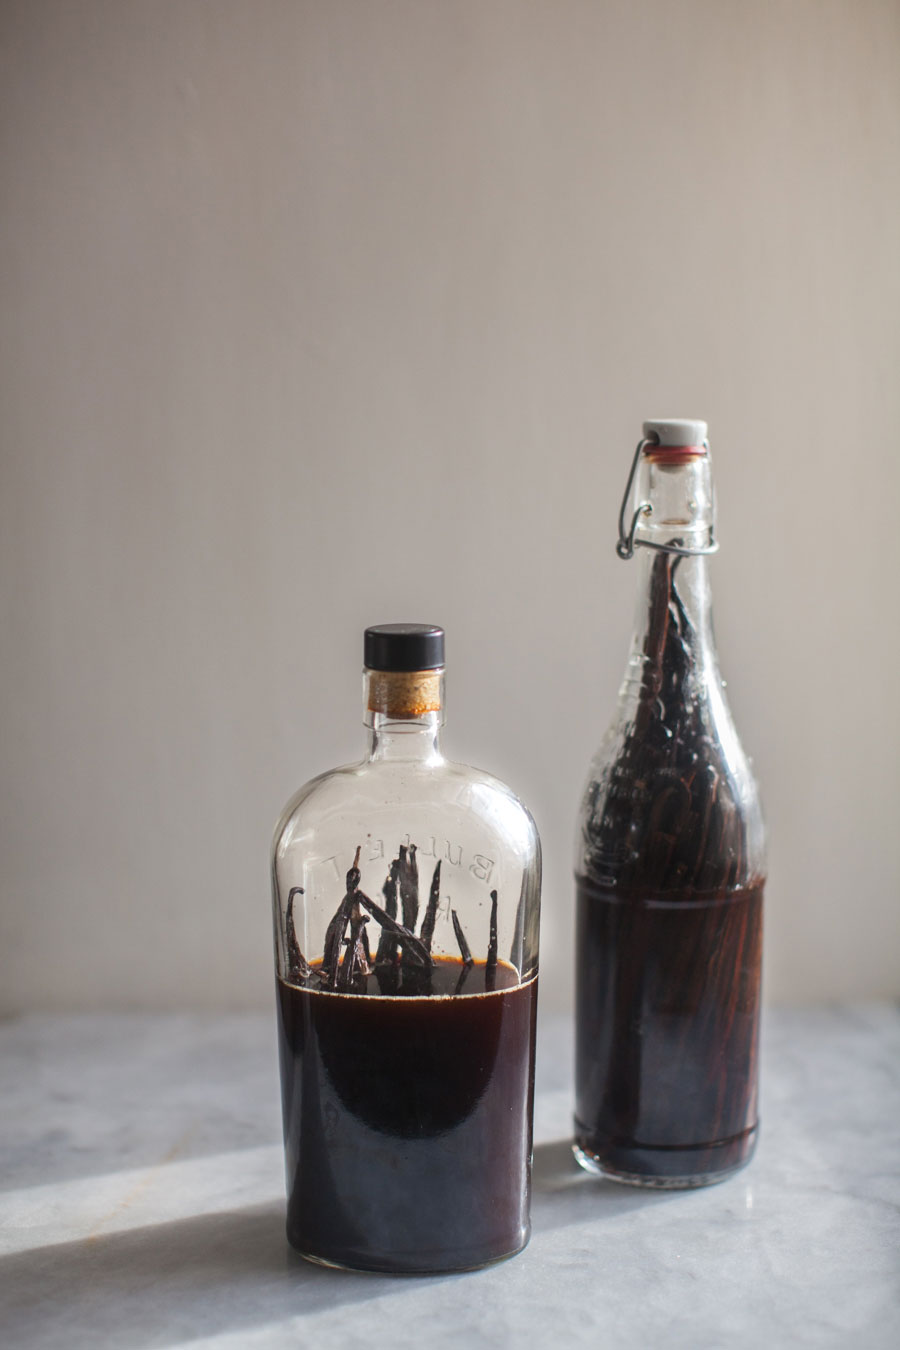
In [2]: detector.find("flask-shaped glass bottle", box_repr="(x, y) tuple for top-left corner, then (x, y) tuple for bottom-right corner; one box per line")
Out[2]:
(574, 420), (766, 1187)
(272, 624), (541, 1270)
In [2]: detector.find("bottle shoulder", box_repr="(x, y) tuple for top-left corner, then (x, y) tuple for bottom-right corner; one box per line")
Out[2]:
(576, 667), (765, 892)
(593, 650), (753, 761)
(273, 756), (540, 861)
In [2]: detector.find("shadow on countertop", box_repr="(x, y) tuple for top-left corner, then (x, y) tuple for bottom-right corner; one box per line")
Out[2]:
(0, 1201), (408, 1350)
(1, 1141), (695, 1349)
(531, 1138), (686, 1231)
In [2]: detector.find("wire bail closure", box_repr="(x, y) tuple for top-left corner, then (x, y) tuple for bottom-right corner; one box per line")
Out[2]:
(616, 435), (718, 560)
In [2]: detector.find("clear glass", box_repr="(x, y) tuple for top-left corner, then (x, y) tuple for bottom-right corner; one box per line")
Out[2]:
(272, 667), (541, 1272)
(574, 447), (766, 1188)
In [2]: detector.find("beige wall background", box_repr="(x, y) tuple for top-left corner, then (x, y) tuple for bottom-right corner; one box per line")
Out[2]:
(2, 0), (899, 1015)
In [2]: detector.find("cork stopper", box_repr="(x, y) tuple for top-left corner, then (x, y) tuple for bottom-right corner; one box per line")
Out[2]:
(366, 669), (443, 718)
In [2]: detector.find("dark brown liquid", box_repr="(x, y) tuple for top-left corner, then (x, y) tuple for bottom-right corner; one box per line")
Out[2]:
(575, 877), (763, 1183)
(276, 958), (538, 1273)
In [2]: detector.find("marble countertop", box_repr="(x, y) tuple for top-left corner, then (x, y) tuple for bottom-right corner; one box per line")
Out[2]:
(1, 1006), (898, 1349)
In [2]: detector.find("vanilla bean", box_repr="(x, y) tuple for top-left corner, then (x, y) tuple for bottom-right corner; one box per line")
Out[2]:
(338, 937), (354, 992)
(398, 843), (419, 933)
(451, 909), (473, 965)
(400, 960), (433, 997)
(583, 552), (747, 895)
(340, 902), (371, 992)
(374, 962), (400, 995)
(486, 890), (499, 973)
(323, 848), (364, 989)
(285, 887), (311, 981)
(420, 861), (441, 951)
(323, 895), (354, 989)
(484, 890), (499, 991)
(453, 961), (473, 996)
(375, 859), (400, 967)
(355, 889), (433, 969)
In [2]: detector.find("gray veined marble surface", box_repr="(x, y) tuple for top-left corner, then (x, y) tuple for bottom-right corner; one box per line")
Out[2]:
(1, 1006), (898, 1350)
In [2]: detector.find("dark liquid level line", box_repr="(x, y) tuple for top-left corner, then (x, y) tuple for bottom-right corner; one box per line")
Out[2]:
(577, 879), (764, 911)
(286, 955), (524, 999)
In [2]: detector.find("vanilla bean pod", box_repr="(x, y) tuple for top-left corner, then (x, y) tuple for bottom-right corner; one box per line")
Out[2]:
(323, 847), (363, 989)
(485, 889), (499, 989)
(374, 962), (399, 996)
(323, 897), (353, 989)
(451, 909), (473, 965)
(487, 890), (499, 971)
(398, 843), (419, 933)
(375, 859), (400, 966)
(285, 887), (311, 982)
(583, 552), (745, 895)
(420, 861), (441, 951)
(453, 961), (473, 995)
(355, 888), (433, 969)
(374, 862), (401, 995)
(339, 902), (371, 992)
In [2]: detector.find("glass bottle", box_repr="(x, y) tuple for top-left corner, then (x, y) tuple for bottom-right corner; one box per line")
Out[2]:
(271, 624), (541, 1272)
(574, 420), (766, 1188)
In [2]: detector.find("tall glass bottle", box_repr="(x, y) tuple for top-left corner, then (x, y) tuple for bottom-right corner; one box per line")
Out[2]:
(574, 420), (765, 1188)
(272, 624), (541, 1272)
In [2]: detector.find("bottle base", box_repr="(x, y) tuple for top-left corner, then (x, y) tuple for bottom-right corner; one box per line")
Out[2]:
(288, 1226), (531, 1276)
(572, 1124), (757, 1190)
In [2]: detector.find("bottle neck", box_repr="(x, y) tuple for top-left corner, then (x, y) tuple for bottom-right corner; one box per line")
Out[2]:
(630, 548), (718, 681)
(363, 669), (445, 764)
(628, 450), (719, 681)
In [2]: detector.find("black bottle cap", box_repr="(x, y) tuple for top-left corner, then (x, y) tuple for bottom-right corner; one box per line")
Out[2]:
(363, 623), (445, 672)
